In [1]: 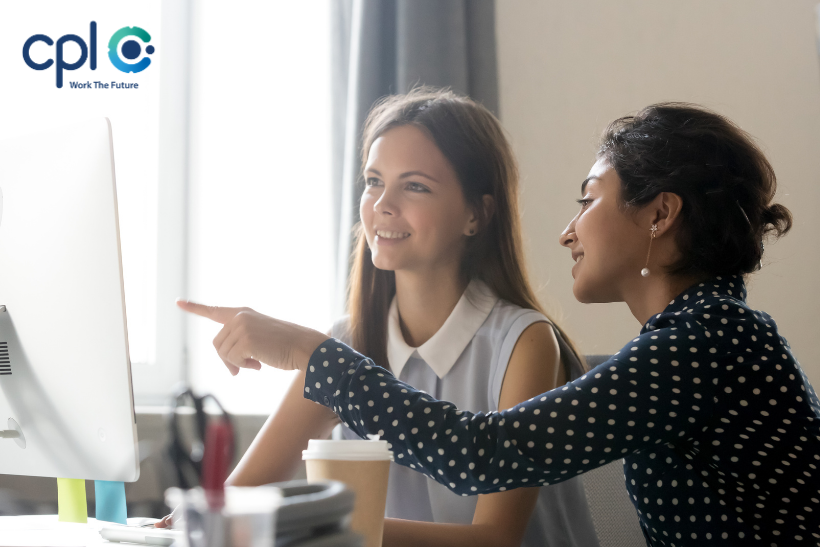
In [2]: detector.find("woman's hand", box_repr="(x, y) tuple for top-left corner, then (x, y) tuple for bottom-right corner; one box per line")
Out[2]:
(154, 513), (173, 528)
(176, 300), (329, 375)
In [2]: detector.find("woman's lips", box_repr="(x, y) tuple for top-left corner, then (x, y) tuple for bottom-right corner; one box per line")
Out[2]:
(375, 230), (410, 239)
(571, 254), (583, 278)
(374, 229), (410, 246)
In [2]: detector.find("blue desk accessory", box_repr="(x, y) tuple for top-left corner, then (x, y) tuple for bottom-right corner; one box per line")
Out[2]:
(95, 480), (127, 524)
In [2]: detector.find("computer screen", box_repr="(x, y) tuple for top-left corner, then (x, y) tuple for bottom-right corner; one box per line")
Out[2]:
(0, 118), (139, 482)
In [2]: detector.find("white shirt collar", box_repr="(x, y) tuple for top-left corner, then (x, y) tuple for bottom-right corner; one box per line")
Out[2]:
(387, 280), (499, 379)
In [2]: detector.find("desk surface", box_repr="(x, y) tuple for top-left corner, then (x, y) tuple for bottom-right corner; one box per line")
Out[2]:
(0, 516), (151, 547)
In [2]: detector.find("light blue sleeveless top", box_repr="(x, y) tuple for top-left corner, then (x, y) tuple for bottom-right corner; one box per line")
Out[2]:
(334, 280), (599, 547)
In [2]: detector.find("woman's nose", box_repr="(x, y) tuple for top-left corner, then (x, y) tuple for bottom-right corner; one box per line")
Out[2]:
(374, 188), (398, 216)
(559, 217), (578, 248)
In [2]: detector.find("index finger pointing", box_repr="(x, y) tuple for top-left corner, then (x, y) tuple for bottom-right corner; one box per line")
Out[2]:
(176, 299), (242, 325)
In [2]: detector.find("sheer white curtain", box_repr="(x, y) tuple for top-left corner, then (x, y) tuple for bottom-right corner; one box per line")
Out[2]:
(186, 1), (334, 413)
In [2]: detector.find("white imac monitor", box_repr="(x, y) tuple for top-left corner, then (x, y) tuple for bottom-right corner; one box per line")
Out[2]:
(0, 118), (139, 482)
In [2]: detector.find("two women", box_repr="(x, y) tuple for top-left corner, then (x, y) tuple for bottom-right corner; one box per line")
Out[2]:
(183, 101), (820, 547)
(179, 90), (597, 547)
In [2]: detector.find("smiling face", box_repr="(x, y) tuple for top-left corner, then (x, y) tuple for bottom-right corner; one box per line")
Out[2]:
(559, 158), (650, 303)
(360, 125), (478, 274)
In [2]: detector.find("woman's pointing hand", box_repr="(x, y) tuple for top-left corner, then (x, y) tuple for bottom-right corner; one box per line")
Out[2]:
(176, 300), (329, 376)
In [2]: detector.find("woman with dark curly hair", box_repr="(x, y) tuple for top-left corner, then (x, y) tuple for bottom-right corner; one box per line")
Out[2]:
(182, 103), (819, 547)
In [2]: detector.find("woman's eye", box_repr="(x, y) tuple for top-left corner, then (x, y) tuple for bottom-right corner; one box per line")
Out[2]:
(407, 182), (429, 193)
(576, 198), (592, 209)
(365, 177), (382, 187)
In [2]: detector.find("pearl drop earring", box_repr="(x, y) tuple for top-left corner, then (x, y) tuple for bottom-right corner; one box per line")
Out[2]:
(641, 224), (658, 277)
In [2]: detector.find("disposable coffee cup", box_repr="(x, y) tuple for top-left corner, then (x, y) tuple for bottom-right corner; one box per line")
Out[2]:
(303, 437), (392, 547)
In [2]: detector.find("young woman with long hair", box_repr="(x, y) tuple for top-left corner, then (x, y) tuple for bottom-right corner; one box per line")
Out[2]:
(174, 89), (598, 547)
(183, 102), (820, 546)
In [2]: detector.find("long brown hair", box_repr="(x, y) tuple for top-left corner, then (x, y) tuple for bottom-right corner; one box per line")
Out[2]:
(347, 88), (583, 374)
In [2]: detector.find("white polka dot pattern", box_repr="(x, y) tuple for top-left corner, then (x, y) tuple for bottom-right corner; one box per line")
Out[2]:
(305, 275), (820, 546)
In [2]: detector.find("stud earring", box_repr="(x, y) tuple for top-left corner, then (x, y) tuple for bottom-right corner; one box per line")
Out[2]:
(469, 229), (475, 235)
(641, 224), (658, 277)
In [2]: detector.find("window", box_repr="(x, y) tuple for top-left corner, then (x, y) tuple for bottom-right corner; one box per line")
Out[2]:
(0, 2), (162, 368)
(186, 1), (333, 413)
(1, 1), (334, 413)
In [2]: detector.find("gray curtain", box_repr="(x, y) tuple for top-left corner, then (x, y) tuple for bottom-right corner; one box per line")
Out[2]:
(331, 0), (499, 317)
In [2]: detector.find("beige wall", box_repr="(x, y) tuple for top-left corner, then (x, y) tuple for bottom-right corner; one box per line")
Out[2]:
(496, 1), (820, 382)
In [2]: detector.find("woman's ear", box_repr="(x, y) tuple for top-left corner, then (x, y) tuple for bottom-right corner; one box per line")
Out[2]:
(646, 192), (684, 236)
(464, 195), (495, 236)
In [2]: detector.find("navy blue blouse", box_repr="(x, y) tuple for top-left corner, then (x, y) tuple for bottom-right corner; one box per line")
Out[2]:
(304, 276), (820, 546)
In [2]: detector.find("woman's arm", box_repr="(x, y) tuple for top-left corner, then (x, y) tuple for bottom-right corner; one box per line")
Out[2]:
(381, 322), (563, 547)
(173, 300), (716, 495)
(228, 324), (338, 486)
(227, 368), (340, 486)
(306, 322), (718, 495)
(381, 518), (527, 547)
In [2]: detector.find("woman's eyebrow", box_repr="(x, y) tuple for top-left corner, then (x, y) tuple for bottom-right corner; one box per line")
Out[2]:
(400, 171), (440, 183)
(581, 176), (599, 195)
(364, 168), (440, 183)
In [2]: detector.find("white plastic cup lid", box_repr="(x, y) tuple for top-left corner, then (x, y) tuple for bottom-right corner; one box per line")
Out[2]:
(302, 437), (393, 461)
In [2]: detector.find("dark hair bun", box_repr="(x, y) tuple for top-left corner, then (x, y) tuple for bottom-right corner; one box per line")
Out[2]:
(599, 102), (793, 276)
(762, 203), (793, 237)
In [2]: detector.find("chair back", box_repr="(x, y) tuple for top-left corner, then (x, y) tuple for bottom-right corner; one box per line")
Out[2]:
(581, 355), (647, 547)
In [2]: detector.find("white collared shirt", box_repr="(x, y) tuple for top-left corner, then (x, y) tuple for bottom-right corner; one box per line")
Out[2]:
(333, 280), (597, 547)
(387, 279), (498, 380)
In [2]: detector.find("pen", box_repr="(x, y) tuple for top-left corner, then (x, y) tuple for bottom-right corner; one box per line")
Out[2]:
(201, 418), (233, 510)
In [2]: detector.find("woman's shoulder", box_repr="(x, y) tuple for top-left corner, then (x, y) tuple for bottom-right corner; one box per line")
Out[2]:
(483, 297), (567, 353)
(616, 277), (792, 379)
(481, 298), (558, 357)
(484, 295), (549, 328)
(644, 282), (781, 360)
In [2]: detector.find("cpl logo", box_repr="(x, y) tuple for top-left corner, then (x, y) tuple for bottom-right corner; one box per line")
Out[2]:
(22, 22), (155, 88)
(108, 26), (155, 74)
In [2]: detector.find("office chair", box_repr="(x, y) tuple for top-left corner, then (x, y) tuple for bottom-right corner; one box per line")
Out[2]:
(580, 355), (646, 547)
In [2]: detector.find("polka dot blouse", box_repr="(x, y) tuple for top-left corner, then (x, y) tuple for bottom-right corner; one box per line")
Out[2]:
(304, 276), (820, 546)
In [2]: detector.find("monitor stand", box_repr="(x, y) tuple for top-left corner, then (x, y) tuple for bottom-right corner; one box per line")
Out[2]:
(0, 417), (25, 446)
